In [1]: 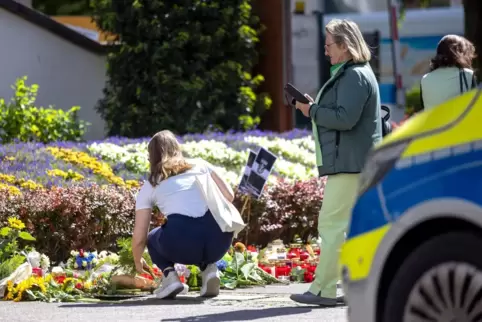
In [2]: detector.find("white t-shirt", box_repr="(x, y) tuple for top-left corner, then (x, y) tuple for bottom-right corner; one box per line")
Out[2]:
(135, 158), (214, 218)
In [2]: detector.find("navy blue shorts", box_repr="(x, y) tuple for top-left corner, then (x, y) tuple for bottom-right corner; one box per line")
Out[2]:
(147, 210), (233, 271)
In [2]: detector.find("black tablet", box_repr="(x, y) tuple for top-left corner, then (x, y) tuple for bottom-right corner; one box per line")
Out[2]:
(284, 83), (310, 104)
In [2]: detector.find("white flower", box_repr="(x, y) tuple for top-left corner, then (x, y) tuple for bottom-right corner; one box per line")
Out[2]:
(71, 250), (79, 257)
(40, 254), (50, 270)
(74, 262), (79, 269)
(82, 260), (87, 267)
(83, 252), (89, 258)
(52, 266), (64, 275)
(87, 132), (318, 184)
(98, 251), (108, 259)
(27, 251), (41, 268)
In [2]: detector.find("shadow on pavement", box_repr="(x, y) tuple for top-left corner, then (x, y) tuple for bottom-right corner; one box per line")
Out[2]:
(160, 306), (314, 321)
(59, 296), (205, 308)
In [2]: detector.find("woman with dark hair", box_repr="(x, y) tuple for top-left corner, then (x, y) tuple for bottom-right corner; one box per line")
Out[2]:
(421, 34), (477, 110)
(132, 130), (234, 299)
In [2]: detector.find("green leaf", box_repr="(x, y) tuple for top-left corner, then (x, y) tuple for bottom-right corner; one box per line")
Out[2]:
(240, 262), (255, 280)
(18, 231), (36, 241)
(25, 289), (37, 301)
(0, 227), (11, 236)
(249, 270), (263, 282)
(223, 280), (237, 290)
(232, 252), (245, 274)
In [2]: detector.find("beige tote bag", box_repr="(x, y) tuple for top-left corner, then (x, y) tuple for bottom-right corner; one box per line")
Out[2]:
(195, 172), (246, 237)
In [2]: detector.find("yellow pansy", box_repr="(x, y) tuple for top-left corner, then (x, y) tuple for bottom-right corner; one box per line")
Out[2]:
(0, 173), (43, 192)
(0, 183), (21, 195)
(46, 169), (84, 181)
(46, 147), (132, 188)
(0, 174), (15, 183)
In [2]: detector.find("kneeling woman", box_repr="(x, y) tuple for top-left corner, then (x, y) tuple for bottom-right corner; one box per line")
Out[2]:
(132, 130), (234, 299)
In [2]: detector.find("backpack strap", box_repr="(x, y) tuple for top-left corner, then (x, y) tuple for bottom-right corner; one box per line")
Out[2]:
(459, 69), (465, 94)
(419, 82), (425, 111)
(471, 73), (478, 89)
(460, 69), (470, 94)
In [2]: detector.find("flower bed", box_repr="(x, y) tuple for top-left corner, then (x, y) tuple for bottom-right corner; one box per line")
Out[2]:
(0, 130), (324, 260)
(0, 130), (318, 188)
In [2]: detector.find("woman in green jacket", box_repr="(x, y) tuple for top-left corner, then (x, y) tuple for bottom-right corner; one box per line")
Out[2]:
(291, 18), (382, 307)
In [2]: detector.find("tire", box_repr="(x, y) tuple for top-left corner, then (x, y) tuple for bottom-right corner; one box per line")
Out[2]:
(382, 231), (482, 322)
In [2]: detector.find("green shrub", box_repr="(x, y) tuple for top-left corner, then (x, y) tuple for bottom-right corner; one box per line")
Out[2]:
(405, 83), (422, 116)
(0, 77), (89, 144)
(92, 0), (271, 137)
(0, 179), (323, 262)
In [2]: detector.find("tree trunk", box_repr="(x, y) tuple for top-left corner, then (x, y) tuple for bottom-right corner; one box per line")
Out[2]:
(464, 0), (482, 81)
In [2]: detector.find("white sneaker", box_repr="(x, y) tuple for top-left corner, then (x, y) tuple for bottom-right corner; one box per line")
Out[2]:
(200, 263), (220, 298)
(154, 272), (184, 299)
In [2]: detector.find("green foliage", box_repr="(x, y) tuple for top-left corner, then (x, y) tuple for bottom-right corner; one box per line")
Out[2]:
(0, 77), (89, 144)
(0, 254), (25, 280)
(405, 83), (422, 116)
(91, 0), (271, 137)
(0, 217), (36, 279)
(116, 237), (153, 276)
(0, 178), (324, 262)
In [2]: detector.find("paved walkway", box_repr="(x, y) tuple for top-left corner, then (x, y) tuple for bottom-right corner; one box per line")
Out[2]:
(1, 284), (347, 322)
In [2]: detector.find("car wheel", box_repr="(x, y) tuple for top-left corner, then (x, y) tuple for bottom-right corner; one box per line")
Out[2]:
(382, 231), (482, 322)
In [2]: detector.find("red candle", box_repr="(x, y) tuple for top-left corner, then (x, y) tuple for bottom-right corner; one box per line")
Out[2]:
(304, 271), (314, 283)
(286, 251), (298, 260)
(300, 251), (310, 261)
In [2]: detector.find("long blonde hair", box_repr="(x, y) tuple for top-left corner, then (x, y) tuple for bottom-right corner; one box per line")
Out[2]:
(325, 19), (371, 63)
(147, 130), (192, 186)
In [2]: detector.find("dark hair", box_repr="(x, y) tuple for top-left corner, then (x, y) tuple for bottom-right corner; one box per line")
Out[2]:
(147, 130), (192, 186)
(430, 35), (476, 71)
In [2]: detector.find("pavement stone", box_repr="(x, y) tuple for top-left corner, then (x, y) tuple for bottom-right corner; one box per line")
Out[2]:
(0, 284), (348, 322)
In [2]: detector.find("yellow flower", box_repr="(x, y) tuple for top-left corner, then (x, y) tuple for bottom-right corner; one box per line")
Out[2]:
(47, 147), (128, 187)
(0, 183), (21, 195)
(46, 169), (84, 181)
(4, 280), (14, 300)
(8, 217), (25, 230)
(18, 179), (43, 190)
(45, 274), (52, 283)
(125, 180), (141, 188)
(83, 281), (92, 290)
(8, 276), (47, 302)
(0, 173), (43, 192)
(0, 174), (15, 183)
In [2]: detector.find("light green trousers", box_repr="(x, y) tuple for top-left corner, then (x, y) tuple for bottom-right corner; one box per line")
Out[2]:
(309, 173), (360, 298)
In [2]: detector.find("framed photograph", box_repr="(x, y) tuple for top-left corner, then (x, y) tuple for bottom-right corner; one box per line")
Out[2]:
(238, 150), (257, 194)
(246, 147), (277, 199)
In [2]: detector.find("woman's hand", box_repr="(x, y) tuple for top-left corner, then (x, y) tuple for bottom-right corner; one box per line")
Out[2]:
(135, 257), (151, 275)
(295, 94), (314, 117)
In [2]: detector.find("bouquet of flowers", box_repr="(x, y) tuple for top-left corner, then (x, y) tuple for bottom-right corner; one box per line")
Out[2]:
(67, 250), (98, 270)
